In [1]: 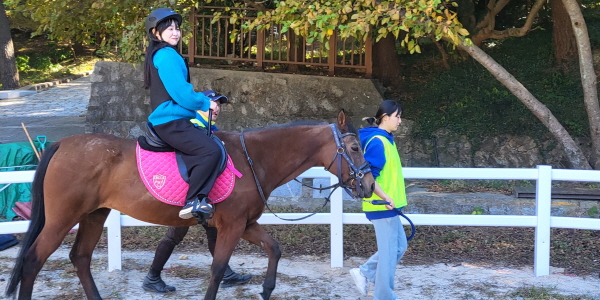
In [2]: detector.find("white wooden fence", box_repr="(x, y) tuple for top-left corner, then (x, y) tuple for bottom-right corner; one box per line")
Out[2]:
(1, 166), (600, 277)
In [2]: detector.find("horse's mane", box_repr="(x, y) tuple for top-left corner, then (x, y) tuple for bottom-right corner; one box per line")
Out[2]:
(242, 120), (328, 133)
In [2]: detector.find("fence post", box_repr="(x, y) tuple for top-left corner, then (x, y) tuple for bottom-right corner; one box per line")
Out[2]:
(106, 209), (122, 271)
(256, 29), (265, 71)
(329, 173), (344, 268)
(534, 165), (552, 276)
(328, 32), (337, 76)
(364, 35), (373, 79)
(187, 8), (196, 64)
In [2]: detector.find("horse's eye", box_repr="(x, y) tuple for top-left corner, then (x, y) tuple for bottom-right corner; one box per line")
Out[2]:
(351, 145), (359, 151)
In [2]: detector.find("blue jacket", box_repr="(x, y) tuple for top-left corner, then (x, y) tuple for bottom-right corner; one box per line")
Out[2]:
(358, 126), (395, 179)
(148, 47), (211, 126)
(358, 126), (400, 220)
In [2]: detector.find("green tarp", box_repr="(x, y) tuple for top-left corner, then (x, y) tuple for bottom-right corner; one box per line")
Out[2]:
(0, 142), (43, 221)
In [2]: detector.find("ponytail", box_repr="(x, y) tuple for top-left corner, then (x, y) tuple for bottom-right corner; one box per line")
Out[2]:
(364, 100), (402, 126)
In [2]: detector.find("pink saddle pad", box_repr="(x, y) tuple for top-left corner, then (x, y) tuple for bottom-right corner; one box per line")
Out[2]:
(136, 143), (242, 206)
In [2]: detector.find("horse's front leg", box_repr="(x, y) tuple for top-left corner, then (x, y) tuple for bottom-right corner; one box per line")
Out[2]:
(242, 222), (281, 300)
(203, 223), (245, 300)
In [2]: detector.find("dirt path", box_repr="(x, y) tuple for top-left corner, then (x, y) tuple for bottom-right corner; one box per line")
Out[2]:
(1, 246), (599, 300)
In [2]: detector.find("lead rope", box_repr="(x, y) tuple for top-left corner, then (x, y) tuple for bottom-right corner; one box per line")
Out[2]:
(240, 131), (334, 221)
(365, 200), (416, 241)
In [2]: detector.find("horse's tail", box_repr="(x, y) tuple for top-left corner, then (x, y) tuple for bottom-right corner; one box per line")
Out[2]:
(5, 141), (60, 298)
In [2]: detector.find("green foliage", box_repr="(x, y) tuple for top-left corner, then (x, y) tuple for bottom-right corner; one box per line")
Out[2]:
(471, 206), (484, 215)
(587, 206), (599, 218)
(403, 30), (588, 140)
(16, 37), (98, 86)
(5, 0), (198, 63)
(245, 0), (471, 53)
(16, 42), (72, 72)
(15, 55), (30, 72)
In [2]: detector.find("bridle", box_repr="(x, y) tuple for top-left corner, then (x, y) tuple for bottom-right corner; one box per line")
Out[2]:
(239, 123), (372, 221)
(324, 124), (372, 199)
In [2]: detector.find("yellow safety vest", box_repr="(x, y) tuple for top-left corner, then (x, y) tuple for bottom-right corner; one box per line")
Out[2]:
(190, 112), (210, 128)
(362, 135), (407, 211)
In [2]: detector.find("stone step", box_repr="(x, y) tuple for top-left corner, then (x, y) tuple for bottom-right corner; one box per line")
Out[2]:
(514, 186), (600, 200)
(0, 90), (36, 99)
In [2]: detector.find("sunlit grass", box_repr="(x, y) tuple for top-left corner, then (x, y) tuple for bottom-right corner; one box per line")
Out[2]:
(17, 56), (104, 87)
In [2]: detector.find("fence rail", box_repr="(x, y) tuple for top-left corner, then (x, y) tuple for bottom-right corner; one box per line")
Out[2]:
(1, 166), (600, 277)
(180, 8), (372, 77)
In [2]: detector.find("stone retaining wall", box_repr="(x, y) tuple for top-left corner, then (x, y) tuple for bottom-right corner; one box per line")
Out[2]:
(87, 61), (581, 169)
(86, 61), (384, 139)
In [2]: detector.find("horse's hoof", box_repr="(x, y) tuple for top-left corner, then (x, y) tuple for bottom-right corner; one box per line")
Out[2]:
(259, 289), (273, 300)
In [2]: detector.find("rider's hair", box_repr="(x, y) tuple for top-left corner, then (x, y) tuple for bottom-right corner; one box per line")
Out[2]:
(143, 17), (181, 89)
(363, 100), (402, 126)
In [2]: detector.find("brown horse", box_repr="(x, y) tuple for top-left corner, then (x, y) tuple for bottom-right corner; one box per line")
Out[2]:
(5, 110), (375, 300)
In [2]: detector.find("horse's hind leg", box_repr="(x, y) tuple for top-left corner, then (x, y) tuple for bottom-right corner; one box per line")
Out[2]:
(18, 220), (80, 300)
(69, 208), (111, 300)
(242, 223), (281, 300)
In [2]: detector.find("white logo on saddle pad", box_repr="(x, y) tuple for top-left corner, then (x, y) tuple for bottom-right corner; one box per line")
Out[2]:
(153, 174), (166, 189)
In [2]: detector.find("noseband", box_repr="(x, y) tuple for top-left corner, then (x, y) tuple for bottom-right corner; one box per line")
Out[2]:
(325, 124), (372, 198)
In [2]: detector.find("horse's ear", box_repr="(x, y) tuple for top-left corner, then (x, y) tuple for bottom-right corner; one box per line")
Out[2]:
(337, 109), (348, 131)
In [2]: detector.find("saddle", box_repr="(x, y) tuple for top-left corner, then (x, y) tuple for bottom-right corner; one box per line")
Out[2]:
(135, 122), (241, 211)
(138, 122), (228, 182)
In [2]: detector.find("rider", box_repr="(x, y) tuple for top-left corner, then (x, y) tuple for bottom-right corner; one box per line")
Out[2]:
(349, 100), (408, 299)
(143, 7), (219, 220)
(142, 93), (253, 293)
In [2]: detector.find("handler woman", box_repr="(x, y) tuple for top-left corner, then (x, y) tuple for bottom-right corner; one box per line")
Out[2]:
(350, 100), (408, 300)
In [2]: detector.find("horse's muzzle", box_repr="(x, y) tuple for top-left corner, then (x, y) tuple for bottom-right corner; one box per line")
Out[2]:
(353, 178), (375, 199)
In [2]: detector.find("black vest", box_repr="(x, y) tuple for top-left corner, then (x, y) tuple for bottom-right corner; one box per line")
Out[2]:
(149, 50), (191, 110)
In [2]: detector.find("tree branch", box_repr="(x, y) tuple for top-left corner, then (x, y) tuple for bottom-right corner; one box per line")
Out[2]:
(433, 39), (450, 70)
(476, 0), (512, 30)
(472, 0), (545, 45)
(244, 0), (268, 12)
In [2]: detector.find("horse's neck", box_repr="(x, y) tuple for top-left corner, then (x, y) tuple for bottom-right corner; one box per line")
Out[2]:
(245, 125), (329, 192)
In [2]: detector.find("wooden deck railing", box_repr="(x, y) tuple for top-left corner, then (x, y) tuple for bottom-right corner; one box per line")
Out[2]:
(180, 8), (372, 78)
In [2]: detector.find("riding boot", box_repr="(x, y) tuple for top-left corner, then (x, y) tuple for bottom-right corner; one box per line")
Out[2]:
(221, 265), (253, 288)
(142, 270), (176, 293)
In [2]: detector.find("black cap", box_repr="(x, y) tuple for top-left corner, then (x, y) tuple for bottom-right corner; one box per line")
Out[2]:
(145, 8), (182, 37)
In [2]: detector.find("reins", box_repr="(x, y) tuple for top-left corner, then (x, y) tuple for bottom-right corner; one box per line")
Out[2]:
(239, 131), (331, 221)
(239, 123), (370, 222)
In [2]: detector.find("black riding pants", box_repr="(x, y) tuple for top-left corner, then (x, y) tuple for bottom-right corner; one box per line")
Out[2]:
(149, 226), (235, 278)
(153, 118), (222, 202)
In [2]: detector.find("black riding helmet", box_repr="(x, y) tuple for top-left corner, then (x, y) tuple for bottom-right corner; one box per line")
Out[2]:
(145, 8), (182, 38)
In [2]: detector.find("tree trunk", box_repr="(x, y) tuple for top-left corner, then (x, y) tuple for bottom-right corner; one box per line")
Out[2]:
(551, 0), (577, 72)
(455, 0), (477, 35)
(561, 0), (600, 170)
(286, 31), (304, 73)
(457, 42), (592, 170)
(0, 2), (19, 90)
(372, 34), (402, 87)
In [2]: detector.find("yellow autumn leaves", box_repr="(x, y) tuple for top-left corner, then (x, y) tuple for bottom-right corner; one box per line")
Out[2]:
(244, 0), (471, 53)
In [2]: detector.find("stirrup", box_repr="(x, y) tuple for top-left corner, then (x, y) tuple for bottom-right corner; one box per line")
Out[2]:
(192, 196), (213, 225)
(197, 197), (214, 214)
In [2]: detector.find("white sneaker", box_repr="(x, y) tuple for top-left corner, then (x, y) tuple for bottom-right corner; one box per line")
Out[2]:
(349, 268), (367, 296)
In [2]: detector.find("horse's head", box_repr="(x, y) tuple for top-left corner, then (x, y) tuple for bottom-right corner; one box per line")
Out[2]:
(324, 110), (375, 199)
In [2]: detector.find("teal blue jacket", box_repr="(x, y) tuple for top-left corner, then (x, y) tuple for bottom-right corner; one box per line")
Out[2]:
(148, 47), (211, 126)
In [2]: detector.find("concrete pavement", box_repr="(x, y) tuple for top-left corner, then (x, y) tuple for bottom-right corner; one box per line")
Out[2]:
(0, 76), (90, 144)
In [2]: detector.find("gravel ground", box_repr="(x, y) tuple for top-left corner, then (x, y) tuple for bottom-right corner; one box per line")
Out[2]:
(1, 246), (599, 300)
